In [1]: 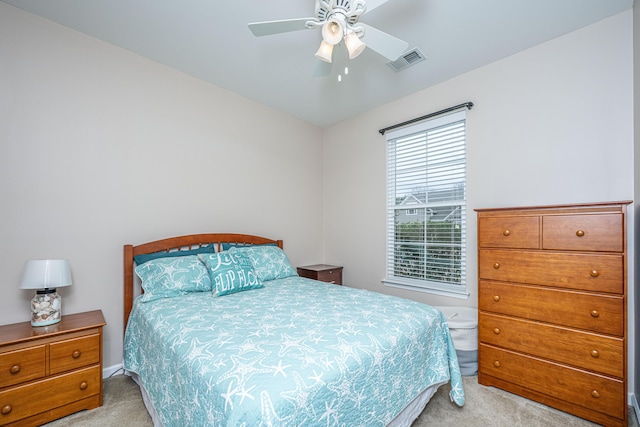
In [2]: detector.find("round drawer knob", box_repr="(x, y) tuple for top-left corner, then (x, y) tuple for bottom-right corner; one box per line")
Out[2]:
(591, 389), (600, 399)
(493, 262), (500, 269)
(72, 350), (81, 359)
(79, 381), (88, 390)
(493, 361), (501, 368)
(493, 328), (501, 335)
(9, 365), (20, 375)
(590, 310), (600, 318)
(1, 405), (12, 415)
(503, 230), (510, 236)
(493, 295), (500, 302)
(576, 230), (585, 237)
(590, 270), (600, 278)
(590, 349), (600, 358)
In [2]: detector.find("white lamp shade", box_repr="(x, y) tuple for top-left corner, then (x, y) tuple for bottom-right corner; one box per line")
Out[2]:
(321, 17), (345, 45)
(314, 40), (334, 63)
(345, 31), (366, 59)
(20, 260), (72, 290)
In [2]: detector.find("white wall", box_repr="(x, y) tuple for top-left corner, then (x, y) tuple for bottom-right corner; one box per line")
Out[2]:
(323, 11), (635, 395)
(0, 3), (324, 369)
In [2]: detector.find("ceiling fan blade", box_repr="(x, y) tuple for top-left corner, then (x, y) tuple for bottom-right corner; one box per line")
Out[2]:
(248, 18), (315, 37)
(359, 23), (409, 61)
(313, 59), (333, 77)
(363, 0), (390, 14)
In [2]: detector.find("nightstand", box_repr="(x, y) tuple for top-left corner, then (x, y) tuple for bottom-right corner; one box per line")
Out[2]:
(0, 310), (106, 426)
(297, 264), (343, 285)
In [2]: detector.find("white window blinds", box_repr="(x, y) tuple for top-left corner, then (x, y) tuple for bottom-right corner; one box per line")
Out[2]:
(384, 111), (467, 297)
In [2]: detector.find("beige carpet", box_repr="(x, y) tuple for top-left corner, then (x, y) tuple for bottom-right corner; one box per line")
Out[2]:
(44, 374), (639, 426)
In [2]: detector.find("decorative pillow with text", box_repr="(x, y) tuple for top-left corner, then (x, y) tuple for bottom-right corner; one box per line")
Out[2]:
(198, 251), (264, 297)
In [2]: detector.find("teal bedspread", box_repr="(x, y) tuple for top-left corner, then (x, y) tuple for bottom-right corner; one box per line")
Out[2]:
(124, 276), (464, 426)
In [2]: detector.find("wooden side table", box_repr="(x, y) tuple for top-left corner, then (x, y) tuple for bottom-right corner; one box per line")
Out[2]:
(0, 310), (106, 426)
(297, 264), (343, 285)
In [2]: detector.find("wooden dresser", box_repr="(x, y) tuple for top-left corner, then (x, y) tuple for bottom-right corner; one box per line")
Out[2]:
(476, 201), (630, 427)
(0, 310), (105, 426)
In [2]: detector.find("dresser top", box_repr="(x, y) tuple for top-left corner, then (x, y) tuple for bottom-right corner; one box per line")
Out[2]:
(0, 310), (105, 346)
(475, 200), (631, 215)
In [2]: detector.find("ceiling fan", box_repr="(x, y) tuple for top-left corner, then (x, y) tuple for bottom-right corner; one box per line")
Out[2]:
(248, 0), (409, 76)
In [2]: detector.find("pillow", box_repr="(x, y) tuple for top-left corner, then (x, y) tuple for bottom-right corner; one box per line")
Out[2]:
(228, 246), (297, 282)
(135, 255), (212, 302)
(198, 251), (263, 297)
(134, 245), (215, 265)
(220, 242), (278, 251)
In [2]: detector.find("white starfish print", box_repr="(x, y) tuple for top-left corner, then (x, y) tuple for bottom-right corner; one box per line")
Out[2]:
(221, 381), (238, 411)
(280, 372), (320, 421)
(308, 370), (324, 385)
(318, 399), (339, 426)
(238, 385), (256, 404)
(215, 353), (271, 391)
(272, 359), (291, 377)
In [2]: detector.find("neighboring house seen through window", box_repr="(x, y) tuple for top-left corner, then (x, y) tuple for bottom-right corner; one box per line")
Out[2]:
(384, 110), (468, 298)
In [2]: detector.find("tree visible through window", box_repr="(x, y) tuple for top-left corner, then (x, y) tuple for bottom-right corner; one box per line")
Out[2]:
(384, 111), (467, 296)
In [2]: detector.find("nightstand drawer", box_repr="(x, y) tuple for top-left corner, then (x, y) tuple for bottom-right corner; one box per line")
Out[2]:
(0, 346), (46, 389)
(0, 365), (101, 425)
(50, 334), (101, 375)
(315, 269), (342, 284)
(297, 265), (343, 285)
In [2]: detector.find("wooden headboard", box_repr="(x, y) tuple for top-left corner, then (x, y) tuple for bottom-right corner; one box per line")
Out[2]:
(123, 233), (283, 332)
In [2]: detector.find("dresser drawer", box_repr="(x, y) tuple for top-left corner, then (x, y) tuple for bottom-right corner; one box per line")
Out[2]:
(49, 334), (101, 375)
(478, 216), (540, 249)
(479, 249), (623, 294)
(480, 344), (624, 420)
(0, 346), (46, 389)
(542, 214), (623, 252)
(479, 281), (624, 336)
(0, 365), (101, 424)
(479, 312), (624, 377)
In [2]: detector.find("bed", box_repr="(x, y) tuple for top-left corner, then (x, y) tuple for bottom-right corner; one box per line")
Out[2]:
(122, 233), (464, 426)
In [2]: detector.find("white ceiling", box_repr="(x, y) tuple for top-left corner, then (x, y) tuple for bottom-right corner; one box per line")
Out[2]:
(2, 0), (634, 127)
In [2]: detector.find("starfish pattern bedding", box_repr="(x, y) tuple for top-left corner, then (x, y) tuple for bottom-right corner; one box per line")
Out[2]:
(124, 276), (464, 426)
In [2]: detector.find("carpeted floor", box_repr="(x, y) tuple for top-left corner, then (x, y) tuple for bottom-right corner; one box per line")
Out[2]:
(44, 374), (639, 426)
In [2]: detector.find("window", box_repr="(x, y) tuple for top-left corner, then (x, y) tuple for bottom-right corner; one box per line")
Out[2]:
(384, 111), (468, 298)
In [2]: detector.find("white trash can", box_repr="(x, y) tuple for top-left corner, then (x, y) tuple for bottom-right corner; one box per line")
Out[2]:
(436, 306), (478, 376)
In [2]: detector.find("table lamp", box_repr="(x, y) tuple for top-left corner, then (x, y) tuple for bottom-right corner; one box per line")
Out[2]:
(20, 259), (72, 326)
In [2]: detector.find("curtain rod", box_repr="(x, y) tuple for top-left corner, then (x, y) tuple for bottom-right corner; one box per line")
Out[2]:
(378, 102), (474, 135)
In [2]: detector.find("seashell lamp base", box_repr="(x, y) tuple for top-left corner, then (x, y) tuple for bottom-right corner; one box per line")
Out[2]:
(30, 288), (62, 327)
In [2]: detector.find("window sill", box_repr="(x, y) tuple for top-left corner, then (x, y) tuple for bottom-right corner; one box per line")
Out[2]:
(382, 278), (470, 300)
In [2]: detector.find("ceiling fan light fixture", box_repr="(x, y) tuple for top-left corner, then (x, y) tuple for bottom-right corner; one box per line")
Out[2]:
(345, 31), (366, 59)
(248, 0), (412, 78)
(315, 40), (334, 63)
(322, 16), (345, 45)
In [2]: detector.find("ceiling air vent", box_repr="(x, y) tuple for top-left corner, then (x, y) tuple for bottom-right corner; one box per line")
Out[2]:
(387, 48), (426, 72)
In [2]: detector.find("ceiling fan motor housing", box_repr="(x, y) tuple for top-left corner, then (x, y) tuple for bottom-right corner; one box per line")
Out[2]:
(316, 0), (366, 26)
